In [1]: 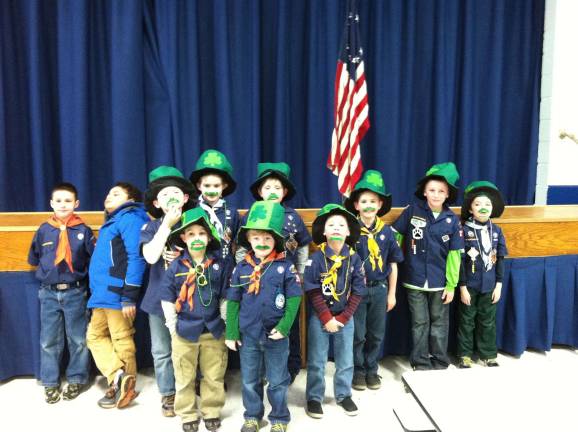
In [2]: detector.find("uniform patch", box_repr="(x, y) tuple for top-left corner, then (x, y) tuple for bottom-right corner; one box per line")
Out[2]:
(467, 231), (474, 237)
(275, 293), (286, 309)
(442, 235), (450, 242)
(446, 217), (451, 224)
(493, 232), (498, 239)
(213, 263), (220, 271)
(288, 215), (294, 221)
(305, 259), (313, 267)
(277, 265), (285, 274)
(226, 209), (231, 216)
(289, 264), (297, 274)
(77, 233), (84, 240)
(380, 234), (385, 241)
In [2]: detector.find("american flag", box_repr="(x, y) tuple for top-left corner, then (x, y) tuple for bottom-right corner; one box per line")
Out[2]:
(327, 0), (369, 197)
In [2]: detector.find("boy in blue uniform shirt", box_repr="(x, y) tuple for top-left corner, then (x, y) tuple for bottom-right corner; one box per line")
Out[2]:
(344, 170), (403, 390)
(226, 201), (302, 432)
(86, 182), (149, 409)
(457, 181), (508, 368)
(304, 204), (367, 419)
(237, 162), (312, 382)
(392, 162), (464, 371)
(28, 182), (95, 403)
(140, 166), (195, 417)
(160, 208), (229, 432)
(190, 150), (240, 269)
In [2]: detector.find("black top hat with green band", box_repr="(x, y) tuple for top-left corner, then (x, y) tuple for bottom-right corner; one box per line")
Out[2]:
(144, 166), (195, 218)
(344, 170), (392, 217)
(189, 150), (237, 197)
(170, 208), (221, 251)
(236, 201), (286, 252)
(414, 162), (460, 204)
(312, 203), (361, 246)
(461, 180), (505, 221)
(250, 162), (296, 202)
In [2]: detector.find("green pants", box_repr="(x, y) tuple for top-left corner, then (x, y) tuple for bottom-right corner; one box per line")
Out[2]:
(456, 288), (497, 360)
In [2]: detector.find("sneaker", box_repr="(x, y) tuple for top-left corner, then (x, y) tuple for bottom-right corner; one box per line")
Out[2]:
(305, 400), (323, 419)
(270, 423), (288, 432)
(352, 374), (366, 391)
(204, 418), (221, 432)
(62, 383), (83, 401)
(241, 419), (265, 432)
(162, 394), (176, 417)
(366, 374), (382, 390)
(97, 385), (118, 409)
(97, 373), (137, 409)
(458, 356), (473, 369)
(337, 396), (358, 416)
(483, 358), (499, 367)
(44, 386), (61, 404)
(182, 420), (200, 432)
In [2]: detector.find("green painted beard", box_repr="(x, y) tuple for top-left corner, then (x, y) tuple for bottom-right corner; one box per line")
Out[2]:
(266, 193), (280, 201)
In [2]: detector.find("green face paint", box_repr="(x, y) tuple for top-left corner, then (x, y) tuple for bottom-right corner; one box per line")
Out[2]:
(166, 197), (180, 207)
(255, 244), (272, 250)
(478, 208), (490, 214)
(189, 240), (206, 251)
(329, 236), (344, 241)
(267, 193), (280, 201)
(362, 207), (377, 213)
(204, 191), (219, 198)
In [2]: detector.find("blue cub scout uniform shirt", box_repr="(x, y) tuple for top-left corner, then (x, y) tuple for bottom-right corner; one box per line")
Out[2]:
(227, 256), (302, 340)
(204, 201), (240, 265)
(28, 222), (95, 285)
(303, 245), (367, 315)
(392, 200), (464, 289)
(355, 220), (404, 282)
(462, 220), (508, 293)
(160, 252), (228, 342)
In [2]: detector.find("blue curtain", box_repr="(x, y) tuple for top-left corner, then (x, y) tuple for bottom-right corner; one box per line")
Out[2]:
(0, 0), (544, 211)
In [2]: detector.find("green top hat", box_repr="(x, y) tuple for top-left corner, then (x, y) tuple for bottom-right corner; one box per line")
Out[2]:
(145, 166), (195, 218)
(237, 201), (286, 252)
(414, 162), (460, 204)
(250, 162), (296, 202)
(312, 203), (361, 247)
(189, 150), (237, 197)
(170, 208), (221, 251)
(461, 180), (505, 221)
(344, 170), (392, 217)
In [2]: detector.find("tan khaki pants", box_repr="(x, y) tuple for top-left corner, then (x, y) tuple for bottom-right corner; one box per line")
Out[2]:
(86, 308), (136, 384)
(172, 333), (228, 422)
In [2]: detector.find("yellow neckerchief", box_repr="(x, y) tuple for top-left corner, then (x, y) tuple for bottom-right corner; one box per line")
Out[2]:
(175, 258), (213, 313)
(244, 250), (285, 295)
(359, 217), (385, 272)
(320, 243), (354, 301)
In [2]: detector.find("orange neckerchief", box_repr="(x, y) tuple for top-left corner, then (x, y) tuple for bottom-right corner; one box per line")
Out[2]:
(175, 258), (213, 313)
(46, 214), (85, 273)
(244, 250), (285, 295)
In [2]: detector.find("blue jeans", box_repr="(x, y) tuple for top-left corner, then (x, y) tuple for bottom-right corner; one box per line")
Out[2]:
(149, 314), (176, 396)
(306, 314), (354, 403)
(38, 285), (89, 387)
(353, 280), (388, 377)
(239, 334), (290, 425)
(406, 289), (450, 370)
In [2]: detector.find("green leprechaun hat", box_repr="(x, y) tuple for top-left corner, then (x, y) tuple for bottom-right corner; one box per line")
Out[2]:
(237, 201), (286, 252)
(312, 203), (361, 247)
(461, 180), (505, 221)
(344, 170), (392, 217)
(414, 162), (460, 204)
(189, 149), (237, 197)
(250, 162), (296, 202)
(170, 207), (221, 252)
(144, 166), (195, 218)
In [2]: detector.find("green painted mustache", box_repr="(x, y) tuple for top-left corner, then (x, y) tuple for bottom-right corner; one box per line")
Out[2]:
(267, 193), (280, 201)
(204, 191), (219, 197)
(255, 245), (272, 250)
(188, 240), (206, 251)
(478, 208), (490, 214)
(166, 197), (180, 206)
(362, 207), (377, 212)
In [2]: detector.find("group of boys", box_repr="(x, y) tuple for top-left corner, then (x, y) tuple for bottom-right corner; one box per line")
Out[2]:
(29, 153), (507, 432)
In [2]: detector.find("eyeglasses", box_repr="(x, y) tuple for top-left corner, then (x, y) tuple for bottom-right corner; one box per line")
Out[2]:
(194, 264), (208, 286)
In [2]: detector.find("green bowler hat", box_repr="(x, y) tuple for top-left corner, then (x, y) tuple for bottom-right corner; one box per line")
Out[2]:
(312, 203), (361, 246)
(189, 149), (237, 197)
(414, 162), (460, 204)
(250, 162), (296, 202)
(144, 166), (194, 219)
(237, 201), (286, 252)
(461, 180), (505, 221)
(170, 207), (221, 251)
(344, 170), (392, 217)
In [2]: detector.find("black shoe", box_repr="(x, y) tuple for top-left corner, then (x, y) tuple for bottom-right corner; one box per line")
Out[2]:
(352, 374), (366, 391)
(366, 374), (381, 390)
(337, 397), (358, 416)
(182, 420), (200, 432)
(204, 418), (221, 431)
(306, 400), (323, 419)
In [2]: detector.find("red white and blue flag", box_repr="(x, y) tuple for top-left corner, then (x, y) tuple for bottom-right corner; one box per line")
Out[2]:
(327, 0), (370, 197)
